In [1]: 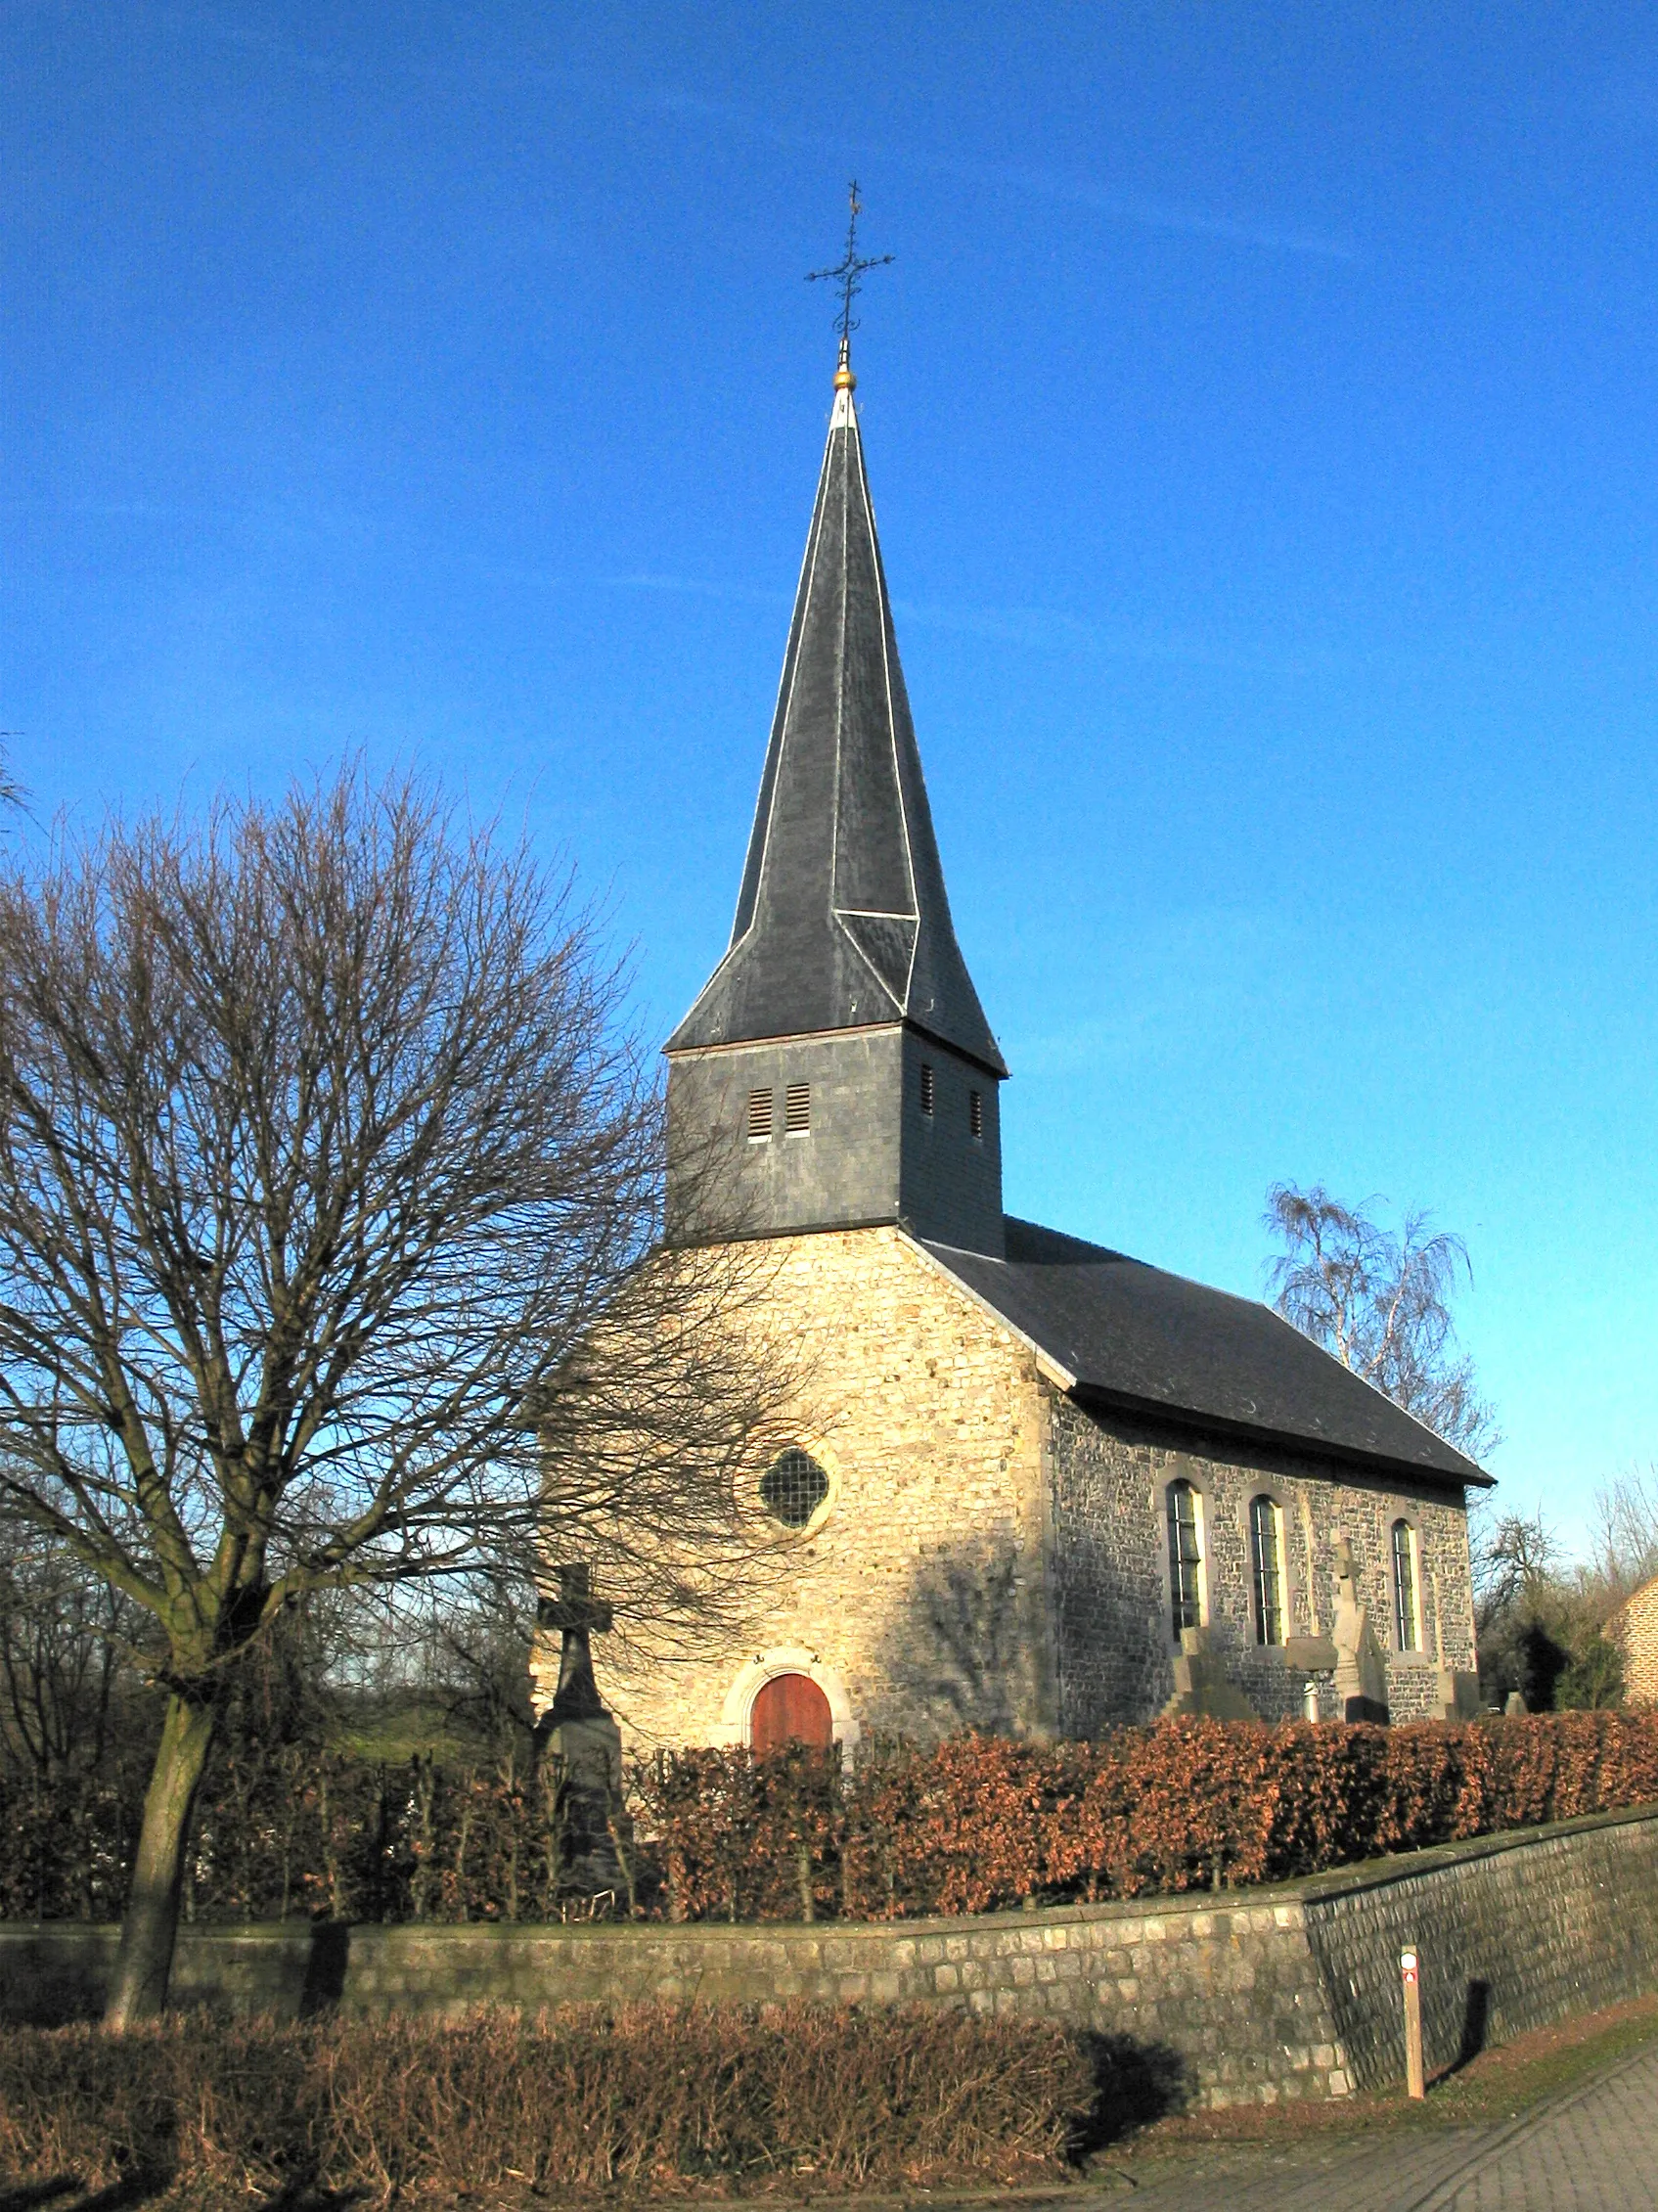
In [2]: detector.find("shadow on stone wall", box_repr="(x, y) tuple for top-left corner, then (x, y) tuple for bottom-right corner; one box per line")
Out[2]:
(874, 1537), (1028, 1735)
(1455, 1978), (1492, 2073)
(873, 1532), (1187, 1737)
(0, 1932), (115, 2027)
(1052, 1530), (1171, 1734)
(1071, 2033), (1191, 2153)
(299, 1921), (351, 2016)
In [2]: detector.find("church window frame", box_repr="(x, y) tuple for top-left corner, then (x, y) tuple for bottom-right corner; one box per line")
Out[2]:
(784, 1082), (811, 1134)
(919, 1062), (935, 1115)
(1249, 1494), (1286, 1647)
(756, 1441), (836, 1536)
(1165, 1477), (1206, 1640)
(746, 1088), (774, 1142)
(1392, 1517), (1422, 1653)
(968, 1088), (984, 1141)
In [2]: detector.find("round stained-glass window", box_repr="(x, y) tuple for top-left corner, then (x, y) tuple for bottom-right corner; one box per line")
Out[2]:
(759, 1447), (830, 1528)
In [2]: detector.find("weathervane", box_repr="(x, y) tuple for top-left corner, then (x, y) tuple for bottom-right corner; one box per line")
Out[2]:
(807, 180), (893, 384)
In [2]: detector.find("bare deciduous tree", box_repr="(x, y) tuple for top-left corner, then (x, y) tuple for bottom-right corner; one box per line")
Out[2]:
(0, 1509), (151, 1781)
(1466, 1504), (1631, 1711)
(0, 768), (796, 2024)
(1263, 1183), (1500, 1461)
(0, 744), (24, 823)
(1469, 1504), (1558, 1636)
(1587, 1466), (1658, 1611)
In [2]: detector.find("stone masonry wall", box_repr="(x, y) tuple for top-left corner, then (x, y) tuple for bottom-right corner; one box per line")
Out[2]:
(7, 1809), (1656, 2109)
(540, 1227), (1058, 1755)
(1301, 1808), (1658, 2089)
(553, 1224), (1480, 1752)
(1049, 1398), (1477, 1732)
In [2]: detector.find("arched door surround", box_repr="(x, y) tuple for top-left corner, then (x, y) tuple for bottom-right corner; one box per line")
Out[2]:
(714, 1648), (861, 1763)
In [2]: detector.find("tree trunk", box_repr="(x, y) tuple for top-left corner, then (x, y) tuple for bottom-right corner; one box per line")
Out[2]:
(104, 1693), (217, 2029)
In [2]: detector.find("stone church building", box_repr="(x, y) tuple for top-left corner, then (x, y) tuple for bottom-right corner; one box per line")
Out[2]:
(536, 343), (1488, 1759)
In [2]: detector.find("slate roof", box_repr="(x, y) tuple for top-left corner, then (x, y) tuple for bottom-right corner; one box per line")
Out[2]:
(666, 372), (1006, 1075)
(923, 1216), (1490, 1489)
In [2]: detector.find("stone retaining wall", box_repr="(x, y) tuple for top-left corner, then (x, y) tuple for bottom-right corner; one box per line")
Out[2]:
(6, 1805), (1655, 2109)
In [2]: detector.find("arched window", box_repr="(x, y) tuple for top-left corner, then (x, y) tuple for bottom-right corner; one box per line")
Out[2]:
(1392, 1519), (1420, 1651)
(1249, 1495), (1285, 1646)
(759, 1447), (829, 1529)
(1166, 1479), (1203, 1638)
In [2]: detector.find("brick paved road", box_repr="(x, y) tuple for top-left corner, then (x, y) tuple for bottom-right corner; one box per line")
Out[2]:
(1079, 2040), (1658, 2211)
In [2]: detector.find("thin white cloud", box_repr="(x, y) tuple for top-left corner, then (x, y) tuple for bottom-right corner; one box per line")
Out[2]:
(594, 572), (789, 609)
(152, 9), (1359, 266)
(892, 595), (1340, 680)
(612, 81), (1360, 263)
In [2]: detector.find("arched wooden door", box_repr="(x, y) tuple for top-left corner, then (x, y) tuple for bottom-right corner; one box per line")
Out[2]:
(750, 1672), (833, 1752)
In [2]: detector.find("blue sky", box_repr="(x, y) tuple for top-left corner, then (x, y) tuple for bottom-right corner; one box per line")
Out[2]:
(5, 3), (1655, 1546)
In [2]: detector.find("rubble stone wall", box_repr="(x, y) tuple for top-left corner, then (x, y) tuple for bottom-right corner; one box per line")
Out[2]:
(544, 1226), (1059, 1756)
(7, 1809), (1655, 2109)
(1048, 1397), (1477, 1733)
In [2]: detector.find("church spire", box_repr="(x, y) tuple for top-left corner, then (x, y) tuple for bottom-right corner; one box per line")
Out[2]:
(666, 347), (1006, 1077)
(665, 210), (1005, 1258)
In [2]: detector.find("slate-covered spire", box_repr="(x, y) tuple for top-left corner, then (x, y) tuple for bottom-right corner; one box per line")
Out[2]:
(667, 348), (1007, 1077)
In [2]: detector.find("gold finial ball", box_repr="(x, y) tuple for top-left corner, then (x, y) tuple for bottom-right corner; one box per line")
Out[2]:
(833, 362), (856, 392)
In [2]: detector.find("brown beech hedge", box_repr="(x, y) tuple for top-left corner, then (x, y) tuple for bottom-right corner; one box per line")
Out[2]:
(640, 1711), (1658, 1920)
(3, 1712), (1655, 1926)
(0, 2005), (1094, 2197)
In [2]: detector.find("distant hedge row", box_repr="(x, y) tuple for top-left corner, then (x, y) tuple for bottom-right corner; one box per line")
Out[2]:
(4, 1711), (1656, 1926)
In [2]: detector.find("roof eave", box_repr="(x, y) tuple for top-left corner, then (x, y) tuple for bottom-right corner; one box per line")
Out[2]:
(1067, 1378), (1492, 1493)
(901, 1015), (1008, 1081)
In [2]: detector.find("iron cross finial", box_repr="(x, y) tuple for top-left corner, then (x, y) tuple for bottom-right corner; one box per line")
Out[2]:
(807, 181), (893, 382)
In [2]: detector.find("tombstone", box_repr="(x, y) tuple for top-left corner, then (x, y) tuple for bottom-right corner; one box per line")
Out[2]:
(1284, 1636), (1339, 1722)
(1160, 1625), (1260, 1721)
(1331, 1539), (1391, 1724)
(1432, 1666), (1484, 1720)
(536, 1563), (632, 1899)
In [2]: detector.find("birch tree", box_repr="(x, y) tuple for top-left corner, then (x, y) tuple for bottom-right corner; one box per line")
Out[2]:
(1264, 1182), (1500, 1460)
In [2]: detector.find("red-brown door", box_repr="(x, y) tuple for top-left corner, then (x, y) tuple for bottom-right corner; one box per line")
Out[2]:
(750, 1672), (833, 1751)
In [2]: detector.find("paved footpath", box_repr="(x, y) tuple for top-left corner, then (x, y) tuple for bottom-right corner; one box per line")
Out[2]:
(1074, 2039), (1658, 2211)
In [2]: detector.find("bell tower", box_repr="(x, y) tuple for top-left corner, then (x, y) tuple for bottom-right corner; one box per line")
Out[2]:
(665, 335), (1007, 1256)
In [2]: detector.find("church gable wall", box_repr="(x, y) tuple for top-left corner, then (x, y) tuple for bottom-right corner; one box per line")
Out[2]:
(587, 1227), (1056, 1756)
(1046, 1397), (1476, 1734)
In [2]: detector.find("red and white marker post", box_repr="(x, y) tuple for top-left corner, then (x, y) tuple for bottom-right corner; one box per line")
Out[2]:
(1401, 1946), (1425, 2099)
